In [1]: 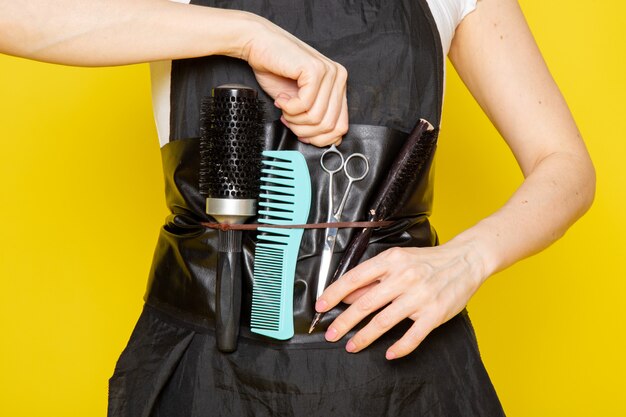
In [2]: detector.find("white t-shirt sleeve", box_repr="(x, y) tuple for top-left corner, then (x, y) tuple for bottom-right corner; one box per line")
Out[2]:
(425, 0), (477, 56)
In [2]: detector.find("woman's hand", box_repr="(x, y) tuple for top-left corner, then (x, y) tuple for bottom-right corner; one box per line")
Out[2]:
(240, 16), (348, 147)
(315, 240), (487, 360)
(0, 2), (348, 146)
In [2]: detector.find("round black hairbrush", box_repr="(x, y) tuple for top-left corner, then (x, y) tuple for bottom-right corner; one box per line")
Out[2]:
(199, 84), (265, 353)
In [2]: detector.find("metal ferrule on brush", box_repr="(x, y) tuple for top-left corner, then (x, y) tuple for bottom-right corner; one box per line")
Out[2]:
(206, 198), (256, 225)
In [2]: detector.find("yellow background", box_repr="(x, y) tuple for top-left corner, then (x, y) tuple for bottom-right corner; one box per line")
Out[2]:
(0, 1), (624, 416)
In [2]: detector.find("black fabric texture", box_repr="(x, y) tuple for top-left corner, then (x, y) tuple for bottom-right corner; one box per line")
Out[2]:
(108, 0), (506, 415)
(109, 305), (505, 417)
(169, 0), (443, 141)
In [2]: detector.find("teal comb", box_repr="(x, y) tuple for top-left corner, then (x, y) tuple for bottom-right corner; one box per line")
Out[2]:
(250, 150), (311, 340)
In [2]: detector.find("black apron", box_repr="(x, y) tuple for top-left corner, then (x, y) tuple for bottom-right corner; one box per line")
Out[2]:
(108, 1), (506, 415)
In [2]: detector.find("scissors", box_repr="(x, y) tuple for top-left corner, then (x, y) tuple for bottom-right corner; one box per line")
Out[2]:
(315, 144), (370, 301)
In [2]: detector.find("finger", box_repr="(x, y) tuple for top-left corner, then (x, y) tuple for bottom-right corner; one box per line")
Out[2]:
(294, 129), (343, 148)
(290, 91), (348, 147)
(273, 92), (293, 107)
(315, 255), (387, 312)
(324, 280), (400, 343)
(283, 63), (346, 126)
(344, 298), (412, 353)
(282, 63), (337, 125)
(279, 121), (341, 147)
(342, 281), (379, 304)
(323, 92), (349, 146)
(385, 313), (438, 360)
(276, 61), (325, 115)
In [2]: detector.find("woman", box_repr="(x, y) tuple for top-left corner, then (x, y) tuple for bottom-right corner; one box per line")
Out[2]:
(0, 0), (595, 415)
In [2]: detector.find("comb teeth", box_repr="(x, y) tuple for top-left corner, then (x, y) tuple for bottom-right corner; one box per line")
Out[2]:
(250, 151), (311, 340)
(256, 152), (310, 225)
(250, 243), (286, 332)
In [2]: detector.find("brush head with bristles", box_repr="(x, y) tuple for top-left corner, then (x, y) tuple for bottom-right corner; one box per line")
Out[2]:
(199, 85), (265, 201)
(369, 119), (438, 220)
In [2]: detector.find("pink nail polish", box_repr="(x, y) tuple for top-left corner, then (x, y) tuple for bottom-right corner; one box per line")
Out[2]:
(386, 350), (396, 360)
(346, 340), (356, 352)
(315, 299), (327, 312)
(325, 327), (337, 341)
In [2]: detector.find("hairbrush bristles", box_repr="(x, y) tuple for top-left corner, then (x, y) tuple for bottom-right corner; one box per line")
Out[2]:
(199, 85), (265, 199)
(370, 119), (439, 220)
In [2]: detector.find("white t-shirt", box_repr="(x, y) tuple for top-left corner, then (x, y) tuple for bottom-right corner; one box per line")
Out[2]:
(152, 0), (477, 146)
(427, 0), (477, 56)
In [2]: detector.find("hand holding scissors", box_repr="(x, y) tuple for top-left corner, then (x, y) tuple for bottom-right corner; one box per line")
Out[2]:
(313, 145), (369, 304)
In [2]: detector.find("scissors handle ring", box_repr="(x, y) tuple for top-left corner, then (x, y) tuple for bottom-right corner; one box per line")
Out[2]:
(343, 153), (369, 181)
(320, 145), (345, 174)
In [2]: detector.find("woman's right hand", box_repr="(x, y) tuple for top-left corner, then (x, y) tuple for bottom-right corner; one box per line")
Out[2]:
(238, 14), (349, 147)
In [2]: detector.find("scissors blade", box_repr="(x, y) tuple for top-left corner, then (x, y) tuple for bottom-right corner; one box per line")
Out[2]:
(315, 225), (339, 300)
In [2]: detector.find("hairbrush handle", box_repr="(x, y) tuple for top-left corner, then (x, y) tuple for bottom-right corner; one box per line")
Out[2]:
(215, 229), (243, 353)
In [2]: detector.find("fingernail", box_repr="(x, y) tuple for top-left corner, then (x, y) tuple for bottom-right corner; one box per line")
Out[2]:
(386, 350), (396, 360)
(315, 299), (327, 312)
(274, 94), (290, 108)
(346, 340), (356, 353)
(325, 327), (338, 341)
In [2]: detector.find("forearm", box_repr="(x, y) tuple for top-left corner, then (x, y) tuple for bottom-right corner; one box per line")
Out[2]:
(449, 150), (595, 281)
(1, 0), (349, 144)
(0, 0), (255, 66)
(445, 0), (596, 282)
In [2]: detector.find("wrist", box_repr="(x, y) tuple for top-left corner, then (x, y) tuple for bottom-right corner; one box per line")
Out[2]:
(179, 6), (265, 60)
(214, 9), (265, 61)
(446, 227), (501, 285)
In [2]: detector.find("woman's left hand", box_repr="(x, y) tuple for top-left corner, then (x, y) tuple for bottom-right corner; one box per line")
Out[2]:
(314, 240), (488, 360)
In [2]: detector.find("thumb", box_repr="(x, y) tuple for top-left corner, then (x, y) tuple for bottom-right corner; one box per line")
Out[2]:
(274, 92), (292, 109)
